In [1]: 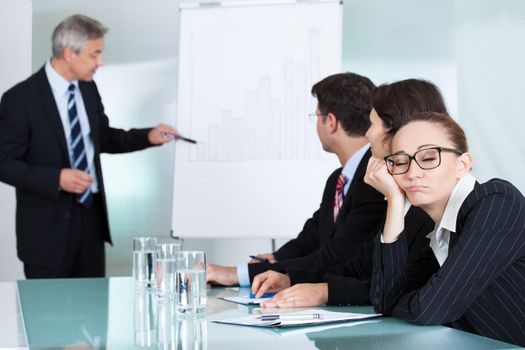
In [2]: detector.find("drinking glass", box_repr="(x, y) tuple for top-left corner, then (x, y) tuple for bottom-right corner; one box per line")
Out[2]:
(156, 243), (181, 301)
(175, 251), (206, 313)
(133, 237), (157, 287)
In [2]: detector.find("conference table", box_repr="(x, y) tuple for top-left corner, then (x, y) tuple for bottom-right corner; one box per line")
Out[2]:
(0, 277), (520, 349)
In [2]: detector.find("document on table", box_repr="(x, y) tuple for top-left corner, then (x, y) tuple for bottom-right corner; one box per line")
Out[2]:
(213, 309), (381, 328)
(276, 319), (382, 336)
(220, 295), (272, 305)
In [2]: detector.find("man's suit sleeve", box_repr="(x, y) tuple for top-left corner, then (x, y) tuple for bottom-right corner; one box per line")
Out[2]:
(326, 275), (371, 306)
(325, 237), (374, 305)
(0, 87), (61, 200)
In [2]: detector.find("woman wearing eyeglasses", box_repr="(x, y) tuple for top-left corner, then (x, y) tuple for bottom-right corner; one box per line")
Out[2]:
(370, 111), (525, 346)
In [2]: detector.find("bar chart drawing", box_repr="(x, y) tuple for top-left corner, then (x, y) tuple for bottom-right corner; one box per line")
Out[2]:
(173, 0), (343, 239)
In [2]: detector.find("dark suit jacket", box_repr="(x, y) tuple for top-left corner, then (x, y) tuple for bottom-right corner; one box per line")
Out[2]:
(371, 179), (525, 346)
(284, 206), (435, 305)
(0, 67), (154, 267)
(248, 150), (386, 281)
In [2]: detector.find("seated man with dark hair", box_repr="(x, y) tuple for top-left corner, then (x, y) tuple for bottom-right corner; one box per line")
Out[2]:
(206, 72), (386, 287)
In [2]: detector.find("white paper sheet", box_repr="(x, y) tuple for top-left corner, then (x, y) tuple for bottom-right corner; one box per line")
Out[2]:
(213, 309), (381, 328)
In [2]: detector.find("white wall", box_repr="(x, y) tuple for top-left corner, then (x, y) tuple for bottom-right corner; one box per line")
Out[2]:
(456, 0), (525, 192)
(343, 0), (457, 117)
(342, 0), (525, 194)
(0, 0), (32, 281)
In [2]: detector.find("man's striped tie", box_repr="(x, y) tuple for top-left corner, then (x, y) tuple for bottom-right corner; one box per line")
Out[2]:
(68, 84), (93, 207)
(333, 173), (348, 222)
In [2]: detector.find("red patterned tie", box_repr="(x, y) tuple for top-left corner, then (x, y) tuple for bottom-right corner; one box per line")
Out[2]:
(334, 173), (348, 222)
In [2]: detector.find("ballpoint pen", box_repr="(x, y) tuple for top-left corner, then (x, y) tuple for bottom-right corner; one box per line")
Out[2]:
(249, 255), (269, 263)
(162, 132), (198, 144)
(257, 313), (323, 321)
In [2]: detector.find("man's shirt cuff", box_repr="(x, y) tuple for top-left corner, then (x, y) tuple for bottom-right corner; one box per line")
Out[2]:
(236, 264), (251, 287)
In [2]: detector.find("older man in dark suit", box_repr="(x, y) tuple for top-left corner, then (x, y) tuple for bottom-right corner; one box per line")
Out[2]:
(0, 14), (178, 278)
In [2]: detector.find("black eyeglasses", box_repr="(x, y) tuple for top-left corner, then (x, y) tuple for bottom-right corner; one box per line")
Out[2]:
(384, 147), (463, 175)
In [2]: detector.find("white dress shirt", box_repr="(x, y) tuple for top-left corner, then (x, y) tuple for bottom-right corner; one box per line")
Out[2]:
(426, 173), (477, 266)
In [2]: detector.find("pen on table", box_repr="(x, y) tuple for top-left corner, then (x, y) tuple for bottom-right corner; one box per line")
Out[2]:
(249, 255), (269, 263)
(257, 313), (323, 321)
(162, 132), (198, 144)
(248, 292), (276, 299)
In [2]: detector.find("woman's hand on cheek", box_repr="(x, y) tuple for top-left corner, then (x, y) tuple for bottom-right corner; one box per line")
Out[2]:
(365, 157), (405, 203)
(366, 157), (407, 243)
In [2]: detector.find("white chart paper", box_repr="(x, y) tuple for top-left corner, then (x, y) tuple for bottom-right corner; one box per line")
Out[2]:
(173, 0), (342, 239)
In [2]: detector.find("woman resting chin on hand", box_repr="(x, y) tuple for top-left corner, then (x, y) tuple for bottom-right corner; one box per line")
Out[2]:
(371, 112), (525, 347)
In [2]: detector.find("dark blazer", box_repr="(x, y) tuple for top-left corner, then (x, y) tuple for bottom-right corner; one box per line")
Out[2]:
(248, 150), (386, 281)
(371, 179), (525, 346)
(285, 206), (435, 305)
(0, 67), (153, 267)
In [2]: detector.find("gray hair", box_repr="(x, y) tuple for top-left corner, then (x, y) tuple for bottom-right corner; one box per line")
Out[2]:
(51, 14), (108, 58)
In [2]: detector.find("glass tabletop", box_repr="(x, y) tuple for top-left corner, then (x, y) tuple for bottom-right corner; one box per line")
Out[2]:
(15, 277), (519, 349)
